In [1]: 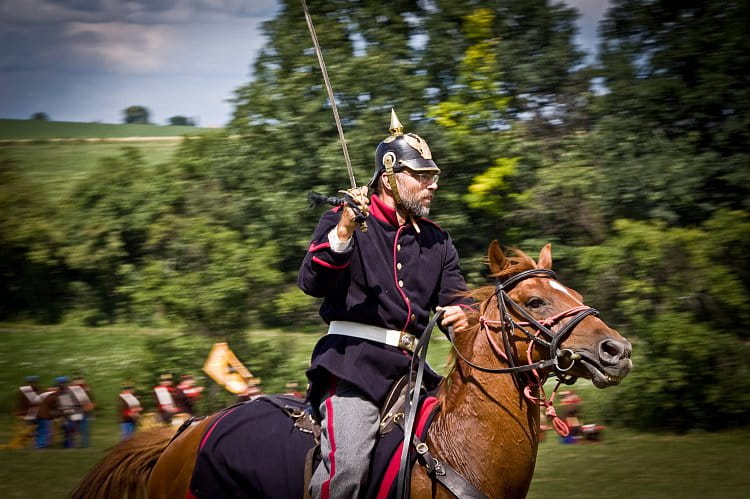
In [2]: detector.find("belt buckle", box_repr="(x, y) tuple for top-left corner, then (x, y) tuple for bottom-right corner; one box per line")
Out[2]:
(398, 332), (416, 352)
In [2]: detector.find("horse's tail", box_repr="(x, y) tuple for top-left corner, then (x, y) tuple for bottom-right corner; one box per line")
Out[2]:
(69, 426), (175, 499)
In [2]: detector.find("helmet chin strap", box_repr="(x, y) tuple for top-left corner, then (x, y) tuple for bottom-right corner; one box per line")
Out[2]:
(382, 156), (422, 233)
(383, 152), (402, 206)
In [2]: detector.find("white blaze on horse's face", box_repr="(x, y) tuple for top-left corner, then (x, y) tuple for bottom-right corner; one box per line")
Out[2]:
(548, 280), (583, 305)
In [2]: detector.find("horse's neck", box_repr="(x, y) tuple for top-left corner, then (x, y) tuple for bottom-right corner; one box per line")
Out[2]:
(429, 340), (540, 497)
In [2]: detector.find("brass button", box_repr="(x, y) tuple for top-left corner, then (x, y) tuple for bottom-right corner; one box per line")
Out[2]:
(397, 244), (401, 251)
(410, 314), (416, 321)
(397, 262), (402, 270)
(398, 280), (404, 288)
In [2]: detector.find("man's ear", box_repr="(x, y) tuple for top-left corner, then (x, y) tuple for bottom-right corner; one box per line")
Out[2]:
(380, 173), (391, 193)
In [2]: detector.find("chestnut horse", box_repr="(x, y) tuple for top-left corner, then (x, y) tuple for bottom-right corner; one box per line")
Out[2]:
(71, 242), (632, 498)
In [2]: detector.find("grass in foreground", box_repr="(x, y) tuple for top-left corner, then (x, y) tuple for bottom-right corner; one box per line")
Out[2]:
(1, 422), (748, 498)
(529, 427), (750, 498)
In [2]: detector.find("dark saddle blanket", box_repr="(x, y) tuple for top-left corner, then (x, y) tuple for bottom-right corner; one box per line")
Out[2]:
(189, 394), (440, 499)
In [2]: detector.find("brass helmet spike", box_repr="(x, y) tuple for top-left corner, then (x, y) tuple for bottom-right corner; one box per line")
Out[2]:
(389, 108), (404, 136)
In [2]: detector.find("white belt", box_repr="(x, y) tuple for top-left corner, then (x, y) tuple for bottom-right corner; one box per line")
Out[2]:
(328, 321), (417, 352)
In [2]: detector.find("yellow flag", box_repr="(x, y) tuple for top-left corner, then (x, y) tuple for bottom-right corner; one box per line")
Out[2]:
(202, 342), (261, 394)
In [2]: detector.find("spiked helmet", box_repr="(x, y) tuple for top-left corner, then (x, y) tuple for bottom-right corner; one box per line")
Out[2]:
(367, 110), (440, 204)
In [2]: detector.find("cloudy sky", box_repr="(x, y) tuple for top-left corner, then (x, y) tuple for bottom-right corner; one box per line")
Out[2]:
(0, 0), (608, 128)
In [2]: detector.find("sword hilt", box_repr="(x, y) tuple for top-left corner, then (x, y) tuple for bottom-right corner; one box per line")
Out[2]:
(307, 191), (368, 233)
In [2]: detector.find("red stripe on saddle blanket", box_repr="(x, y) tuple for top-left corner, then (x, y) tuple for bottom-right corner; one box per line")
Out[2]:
(377, 396), (440, 499)
(198, 405), (242, 451)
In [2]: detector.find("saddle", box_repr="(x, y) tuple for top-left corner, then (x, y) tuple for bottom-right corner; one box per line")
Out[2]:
(261, 373), (437, 499)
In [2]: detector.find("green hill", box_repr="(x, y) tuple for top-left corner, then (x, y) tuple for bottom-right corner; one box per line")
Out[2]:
(0, 119), (223, 202)
(0, 119), (215, 140)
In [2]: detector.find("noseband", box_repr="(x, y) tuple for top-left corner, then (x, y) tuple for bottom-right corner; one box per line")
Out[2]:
(446, 269), (599, 380)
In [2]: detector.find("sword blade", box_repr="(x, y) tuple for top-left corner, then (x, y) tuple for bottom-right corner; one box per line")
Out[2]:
(300, 0), (357, 188)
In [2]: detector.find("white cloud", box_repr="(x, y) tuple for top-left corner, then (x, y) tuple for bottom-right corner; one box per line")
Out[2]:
(64, 22), (174, 72)
(1, 12), (271, 125)
(0, 0), (278, 25)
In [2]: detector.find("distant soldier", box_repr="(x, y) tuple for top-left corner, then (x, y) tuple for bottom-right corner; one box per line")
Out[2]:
(35, 377), (67, 448)
(56, 376), (84, 448)
(1, 376), (41, 449)
(175, 374), (204, 416)
(153, 373), (178, 425)
(118, 383), (142, 441)
(70, 374), (95, 447)
(560, 390), (583, 438)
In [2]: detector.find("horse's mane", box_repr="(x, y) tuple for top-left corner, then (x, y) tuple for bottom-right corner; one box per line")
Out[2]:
(69, 426), (174, 499)
(441, 248), (539, 378)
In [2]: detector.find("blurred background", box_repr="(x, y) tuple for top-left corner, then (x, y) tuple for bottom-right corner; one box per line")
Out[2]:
(1, 0), (748, 497)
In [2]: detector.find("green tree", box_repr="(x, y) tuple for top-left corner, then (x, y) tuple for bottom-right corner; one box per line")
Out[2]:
(125, 214), (283, 332)
(123, 105), (150, 124)
(0, 159), (68, 321)
(593, 0), (750, 224)
(422, 0), (589, 138)
(61, 148), (160, 324)
(30, 112), (49, 121)
(168, 116), (195, 126)
(577, 211), (750, 431)
(423, 7), (522, 270)
(420, 4), (588, 276)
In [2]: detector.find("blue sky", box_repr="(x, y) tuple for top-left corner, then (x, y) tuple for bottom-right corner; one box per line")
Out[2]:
(0, 0), (608, 128)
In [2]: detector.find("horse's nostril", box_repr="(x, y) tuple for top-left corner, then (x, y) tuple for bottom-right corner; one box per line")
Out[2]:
(599, 339), (626, 364)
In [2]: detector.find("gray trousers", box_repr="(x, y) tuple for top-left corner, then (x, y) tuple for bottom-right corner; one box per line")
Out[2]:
(310, 379), (381, 499)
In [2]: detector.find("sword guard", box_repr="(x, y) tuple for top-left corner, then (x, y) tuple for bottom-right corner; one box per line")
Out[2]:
(306, 191), (369, 233)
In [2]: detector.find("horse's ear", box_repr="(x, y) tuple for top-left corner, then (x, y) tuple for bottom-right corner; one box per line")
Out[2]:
(537, 244), (552, 270)
(487, 240), (506, 276)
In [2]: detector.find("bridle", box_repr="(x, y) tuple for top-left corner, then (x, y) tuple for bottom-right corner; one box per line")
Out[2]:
(445, 268), (600, 381)
(397, 269), (601, 498)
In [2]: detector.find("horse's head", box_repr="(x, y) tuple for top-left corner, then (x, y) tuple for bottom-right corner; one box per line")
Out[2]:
(476, 241), (632, 388)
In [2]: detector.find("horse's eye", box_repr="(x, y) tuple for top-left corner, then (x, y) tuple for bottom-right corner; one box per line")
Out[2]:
(527, 297), (545, 309)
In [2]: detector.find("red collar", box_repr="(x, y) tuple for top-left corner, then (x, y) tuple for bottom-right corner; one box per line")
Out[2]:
(369, 194), (399, 227)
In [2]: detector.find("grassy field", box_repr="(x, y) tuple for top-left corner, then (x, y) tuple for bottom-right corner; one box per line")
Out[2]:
(0, 323), (451, 418)
(1, 141), (184, 202)
(1, 323), (749, 497)
(1, 425), (747, 499)
(0, 119), (213, 140)
(0, 118), (218, 202)
(528, 427), (750, 498)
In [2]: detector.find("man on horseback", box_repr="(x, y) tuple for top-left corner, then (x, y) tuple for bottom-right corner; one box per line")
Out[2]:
(298, 110), (471, 498)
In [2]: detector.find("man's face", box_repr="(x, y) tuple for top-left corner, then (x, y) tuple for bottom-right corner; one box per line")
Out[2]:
(396, 168), (439, 218)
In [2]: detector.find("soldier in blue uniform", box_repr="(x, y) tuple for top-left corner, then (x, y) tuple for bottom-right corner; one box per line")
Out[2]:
(299, 110), (471, 498)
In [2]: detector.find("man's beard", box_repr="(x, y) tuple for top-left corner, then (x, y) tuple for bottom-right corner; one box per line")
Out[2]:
(400, 188), (430, 218)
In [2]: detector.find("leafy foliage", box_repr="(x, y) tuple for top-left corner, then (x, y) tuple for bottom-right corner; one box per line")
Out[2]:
(577, 212), (750, 430)
(1, 0), (748, 432)
(0, 159), (68, 321)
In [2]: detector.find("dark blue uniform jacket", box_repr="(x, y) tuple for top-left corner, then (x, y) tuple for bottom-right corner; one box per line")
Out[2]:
(298, 194), (469, 407)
